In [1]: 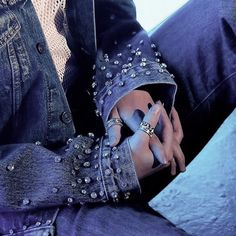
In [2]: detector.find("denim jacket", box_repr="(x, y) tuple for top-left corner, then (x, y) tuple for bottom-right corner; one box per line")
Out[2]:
(0, 0), (176, 234)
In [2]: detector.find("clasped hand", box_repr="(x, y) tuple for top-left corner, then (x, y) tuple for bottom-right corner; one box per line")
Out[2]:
(107, 90), (186, 179)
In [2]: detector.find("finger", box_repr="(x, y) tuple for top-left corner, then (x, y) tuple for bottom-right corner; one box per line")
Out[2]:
(171, 107), (184, 143)
(107, 107), (122, 147)
(149, 135), (168, 164)
(173, 141), (186, 172)
(170, 158), (177, 175)
(132, 103), (161, 145)
(158, 102), (174, 162)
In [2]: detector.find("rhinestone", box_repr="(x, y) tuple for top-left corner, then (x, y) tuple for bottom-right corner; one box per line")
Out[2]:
(90, 192), (98, 199)
(101, 66), (106, 70)
(23, 198), (30, 205)
(117, 53), (122, 57)
(131, 73), (136, 78)
(122, 182), (128, 188)
(105, 141), (110, 146)
(96, 176), (102, 181)
(141, 58), (147, 62)
(127, 57), (133, 62)
(107, 90), (112, 96)
(116, 168), (122, 174)
(155, 52), (161, 57)
(94, 164), (99, 169)
(105, 58), (109, 62)
(77, 154), (83, 160)
(114, 60), (119, 65)
(140, 62), (146, 67)
(118, 81), (124, 87)
(36, 221), (41, 226)
(170, 74), (175, 78)
(159, 69), (164, 73)
(71, 182), (77, 188)
(124, 192), (131, 200)
(126, 44), (132, 48)
(83, 162), (91, 168)
(35, 141), (41, 145)
(145, 71), (151, 76)
(93, 91), (98, 96)
(94, 154), (98, 159)
(95, 110), (100, 117)
(66, 138), (73, 145)
(112, 147), (117, 151)
(104, 54), (109, 58)
(155, 58), (160, 63)
(122, 64), (128, 69)
(105, 80), (112, 86)
(111, 191), (118, 198)
(46, 219), (52, 225)
(6, 164), (15, 171)
(161, 63), (167, 68)
(99, 99), (104, 104)
(52, 187), (59, 193)
(92, 82), (97, 88)
(106, 72), (113, 79)
(139, 40), (144, 45)
(105, 169), (112, 176)
(67, 197), (74, 203)
(84, 177), (91, 184)
(135, 51), (141, 56)
(92, 64), (96, 70)
(71, 170), (76, 176)
(127, 63), (132, 67)
(103, 152), (109, 158)
(81, 189), (87, 194)
(54, 156), (62, 163)
(74, 143), (80, 149)
(22, 225), (27, 230)
(77, 178), (83, 184)
(88, 132), (95, 138)
(122, 69), (128, 74)
(84, 149), (92, 154)
(99, 191), (105, 197)
(9, 229), (14, 235)
(131, 49), (136, 54)
(95, 145), (100, 150)
(151, 43), (157, 49)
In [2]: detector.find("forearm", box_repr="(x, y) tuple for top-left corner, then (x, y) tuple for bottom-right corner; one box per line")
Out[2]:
(0, 135), (140, 212)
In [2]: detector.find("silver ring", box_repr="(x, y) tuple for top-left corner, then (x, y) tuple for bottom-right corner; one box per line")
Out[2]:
(139, 121), (154, 137)
(106, 118), (123, 129)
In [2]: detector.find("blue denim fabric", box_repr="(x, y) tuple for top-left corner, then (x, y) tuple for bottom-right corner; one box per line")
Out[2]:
(150, 0), (236, 159)
(55, 203), (188, 236)
(0, 0), (178, 234)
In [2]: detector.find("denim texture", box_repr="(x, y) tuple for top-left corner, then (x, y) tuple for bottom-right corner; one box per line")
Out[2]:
(0, 0), (178, 234)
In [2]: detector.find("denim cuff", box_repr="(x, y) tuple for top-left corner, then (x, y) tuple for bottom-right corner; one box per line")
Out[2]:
(99, 137), (141, 202)
(95, 62), (177, 123)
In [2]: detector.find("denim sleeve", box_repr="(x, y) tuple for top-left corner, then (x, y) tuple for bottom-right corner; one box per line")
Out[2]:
(92, 0), (177, 123)
(0, 135), (140, 212)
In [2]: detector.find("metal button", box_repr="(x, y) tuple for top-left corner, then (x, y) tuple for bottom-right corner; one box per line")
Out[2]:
(60, 111), (72, 124)
(36, 43), (45, 54)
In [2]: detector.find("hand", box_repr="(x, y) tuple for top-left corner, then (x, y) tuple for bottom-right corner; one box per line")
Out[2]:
(107, 90), (186, 175)
(128, 103), (167, 179)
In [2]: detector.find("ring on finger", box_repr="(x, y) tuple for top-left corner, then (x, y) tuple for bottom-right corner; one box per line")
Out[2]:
(106, 118), (123, 129)
(139, 121), (154, 137)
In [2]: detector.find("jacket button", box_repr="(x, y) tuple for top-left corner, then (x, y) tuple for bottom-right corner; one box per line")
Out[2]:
(60, 111), (72, 124)
(36, 43), (45, 54)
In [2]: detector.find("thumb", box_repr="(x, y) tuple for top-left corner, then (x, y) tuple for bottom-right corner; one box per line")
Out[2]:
(107, 106), (123, 147)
